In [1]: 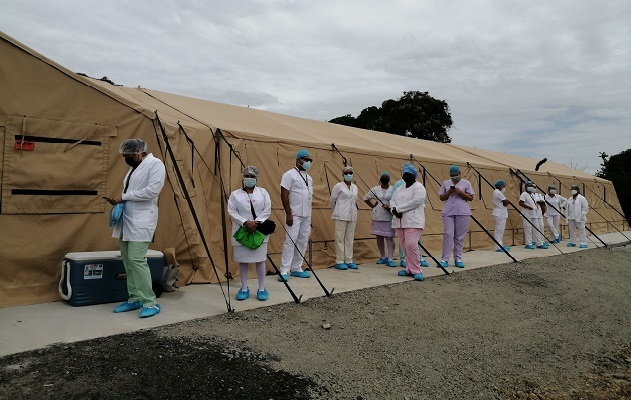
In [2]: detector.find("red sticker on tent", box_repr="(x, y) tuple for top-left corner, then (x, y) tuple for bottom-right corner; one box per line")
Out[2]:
(15, 140), (35, 151)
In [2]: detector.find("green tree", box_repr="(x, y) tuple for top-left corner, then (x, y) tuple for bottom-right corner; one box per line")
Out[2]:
(329, 91), (453, 142)
(596, 148), (630, 222)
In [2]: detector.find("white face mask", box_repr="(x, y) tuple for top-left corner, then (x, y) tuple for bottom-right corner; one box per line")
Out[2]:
(549, 189), (557, 195)
(571, 190), (578, 195)
(501, 188), (506, 193)
(527, 187), (536, 193)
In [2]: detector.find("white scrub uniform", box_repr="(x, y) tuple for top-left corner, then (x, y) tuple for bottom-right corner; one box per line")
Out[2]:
(566, 194), (589, 246)
(280, 167), (313, 274)
(492, 188), (508, 249)
(544, 194), (566, 241)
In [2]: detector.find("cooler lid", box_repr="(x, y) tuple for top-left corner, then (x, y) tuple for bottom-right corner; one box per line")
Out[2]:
(64, 249), (163, 261)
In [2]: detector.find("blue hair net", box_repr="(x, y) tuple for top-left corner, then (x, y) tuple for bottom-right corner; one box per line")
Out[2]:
(402, 163), (417, 178)
(296, 149), (310, 159)
(449, 165), (460, 175)
(495, 180), (506, 188)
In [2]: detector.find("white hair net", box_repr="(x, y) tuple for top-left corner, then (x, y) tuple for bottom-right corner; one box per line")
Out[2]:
(119, 139), (147, 154)
(242, 165), (259, 177)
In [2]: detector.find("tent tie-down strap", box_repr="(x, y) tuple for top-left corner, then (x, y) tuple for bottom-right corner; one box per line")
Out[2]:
(410, 155), (518, 262)
(155, 112), (233, 313)
(513, 168), (608, 247)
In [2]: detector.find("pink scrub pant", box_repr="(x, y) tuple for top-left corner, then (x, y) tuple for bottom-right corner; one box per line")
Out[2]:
(396, 228), (423, 274)
(441, 215), (470, 262)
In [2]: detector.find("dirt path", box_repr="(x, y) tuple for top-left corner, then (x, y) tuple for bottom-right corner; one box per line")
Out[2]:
(2, 246), (630, 399)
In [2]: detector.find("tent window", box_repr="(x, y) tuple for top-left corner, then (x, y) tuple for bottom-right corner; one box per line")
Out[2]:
(1, 115), (115, 215)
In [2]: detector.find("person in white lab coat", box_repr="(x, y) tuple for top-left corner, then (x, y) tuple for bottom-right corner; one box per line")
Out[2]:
(544, 185), (567, 243)
(492, 180), (510, 252)
(228, 166), (272, 301)
(390, 163), (427, 281)
(566, 185), (589, 248)
(330, 166), (359, 270)
(109, 139), (166, 318)
(519, 181), (548, 249)
(279, 149), (313, 281)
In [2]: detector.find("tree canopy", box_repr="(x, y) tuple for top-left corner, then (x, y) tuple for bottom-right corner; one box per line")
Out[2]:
(596, 148), (630, 221)
(329, 91), (453, 143)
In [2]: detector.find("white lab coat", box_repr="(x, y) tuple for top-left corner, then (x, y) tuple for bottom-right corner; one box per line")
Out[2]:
(330, 181), (358, 222)
(390, 181), (427, 229)
(280, 168), (313, 217)
(227, 186), (272, 245)
(566, 194), (589, 221)
(112, 154), (166, 242)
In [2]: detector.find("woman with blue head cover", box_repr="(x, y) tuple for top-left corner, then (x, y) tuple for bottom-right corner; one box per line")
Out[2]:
(390, 163), (427, 281)
(438, 165), (475, 268)
(492, 180), (510, 252)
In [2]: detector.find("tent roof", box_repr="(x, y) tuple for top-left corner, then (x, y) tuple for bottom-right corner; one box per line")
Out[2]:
(1, 29), (600, 181)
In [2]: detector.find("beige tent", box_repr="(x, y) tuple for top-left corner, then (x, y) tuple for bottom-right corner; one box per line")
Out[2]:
(0, 31), (626, 308)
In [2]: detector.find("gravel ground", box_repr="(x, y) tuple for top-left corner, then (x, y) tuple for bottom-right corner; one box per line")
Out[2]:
(1, 245), (631, 399)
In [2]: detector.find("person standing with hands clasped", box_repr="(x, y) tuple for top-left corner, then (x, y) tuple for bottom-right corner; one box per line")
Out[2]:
(279, 149), (313, 281)
(363, 171), (397, 267)
(438, 165), (474, 268)
(391, 163), (427, 281)
(544, 185), (566, 243)
(109, 139), (165, 318)
(519, 181), (548, 250)
(566, 185), (589, 248)
(330, 166), (359, 270)
(228, 166), (272, 301)
(492, 180), (510, 252)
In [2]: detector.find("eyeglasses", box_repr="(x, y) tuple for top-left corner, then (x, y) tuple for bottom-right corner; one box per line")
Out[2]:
(343, 172), (353, 176)
(301, 158), (313, 162)
(243, 174), (256, 178)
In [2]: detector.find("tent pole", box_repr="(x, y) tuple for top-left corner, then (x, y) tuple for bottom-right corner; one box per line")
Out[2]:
(267, 256), (303, 304)
(411, 156), (518, 262)
(155, 113), (233, 313)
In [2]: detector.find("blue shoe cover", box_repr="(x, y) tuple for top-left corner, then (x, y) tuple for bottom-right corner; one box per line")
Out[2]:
(455, 261), (465, 268)
(290, 270), (311, 278)
(524, 245), (535, 249)
(536, 244), (548, 249)
(139, 304), (160, 318)
(579, 244), (588, 249)
(256, 289), (269, 301)
(113, 301), (143, 313)
(495, 248), (504, 252)
(503, 246), (510, 251)
(386, 259), (397, 267)
(376, 258), (387, 264)
(567, 242), (576, 247)
(334, 263), (348, 270)
(438, 261), (448, 268)
(398, 270), (412, 276)
(277, 273), (289, 282)
(413, 273), (424, 281)
(346, 263), (359, 269)
(400, 260), (407, 268)
(420, 259), (429, 267)
(236, 288), (250, 301)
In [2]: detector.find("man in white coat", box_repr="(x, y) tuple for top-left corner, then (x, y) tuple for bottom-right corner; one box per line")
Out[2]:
(279, 149), (313, 281)
(109, 139), (166, 318)
(566, 184), (589, 248)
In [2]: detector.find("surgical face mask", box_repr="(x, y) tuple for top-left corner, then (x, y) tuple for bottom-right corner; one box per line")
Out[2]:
(571, 190), (578, 195)
(501, 188), (506, 193)
(549, 189), (557, 195)
(402, 173), (416, 185)
(450, 176), (460, 183)
(527, 187), (536, 193)
(243, 178), (257, 188)
(124, 154), (141, 168)
(380, 177), (390, 185)
(301, 160), (312, 171)
(344, 173), (353, 182)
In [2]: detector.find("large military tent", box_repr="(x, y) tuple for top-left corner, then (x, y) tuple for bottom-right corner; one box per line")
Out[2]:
(1, 31), (626, 308)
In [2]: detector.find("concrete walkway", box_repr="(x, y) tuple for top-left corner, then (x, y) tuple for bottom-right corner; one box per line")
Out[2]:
(1, 231), (629, 357)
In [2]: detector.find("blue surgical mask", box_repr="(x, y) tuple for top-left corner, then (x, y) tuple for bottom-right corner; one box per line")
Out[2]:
(301, 161), (312, 171)
(527, 187), (536, 193)
(344, 174), (353, 182)
(450, 176), (460, 183)
(549, 189), (557, 195)
(243, 178), (257, 188)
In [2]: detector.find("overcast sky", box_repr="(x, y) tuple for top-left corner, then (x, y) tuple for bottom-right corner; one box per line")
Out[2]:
(2, 0), (629, 174)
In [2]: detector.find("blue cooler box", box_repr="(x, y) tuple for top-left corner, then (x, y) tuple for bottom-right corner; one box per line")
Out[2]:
(59, 250), (164, 306)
